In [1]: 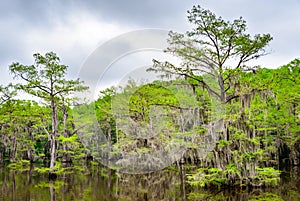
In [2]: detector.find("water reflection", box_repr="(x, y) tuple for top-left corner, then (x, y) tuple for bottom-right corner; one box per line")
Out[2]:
(0, 165), (299, 201)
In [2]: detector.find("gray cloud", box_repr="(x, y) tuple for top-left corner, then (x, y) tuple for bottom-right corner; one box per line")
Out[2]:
(1, 0), (300, 87)
(0, 0), (198, 85)
(0, 0), (54, 27)
(77, 0), (197, 27)
(0, 0), (197, 29)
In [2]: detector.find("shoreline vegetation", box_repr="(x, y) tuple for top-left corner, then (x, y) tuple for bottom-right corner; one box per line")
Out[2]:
(0, 5), (299, 200)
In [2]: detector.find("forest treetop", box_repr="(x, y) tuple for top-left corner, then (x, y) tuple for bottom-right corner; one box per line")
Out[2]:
(149, 5), (272, 103)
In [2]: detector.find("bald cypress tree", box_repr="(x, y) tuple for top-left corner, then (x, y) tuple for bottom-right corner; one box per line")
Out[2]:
(9, 52), (88, 174)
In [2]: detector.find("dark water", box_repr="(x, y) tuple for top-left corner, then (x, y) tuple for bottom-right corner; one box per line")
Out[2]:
(0, 165), (299, 201)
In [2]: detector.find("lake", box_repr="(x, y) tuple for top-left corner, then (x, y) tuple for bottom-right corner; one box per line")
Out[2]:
(0, 165), (299, 201)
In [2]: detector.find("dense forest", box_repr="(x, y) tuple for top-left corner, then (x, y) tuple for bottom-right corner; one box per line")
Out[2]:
(0, 5), (299, 196)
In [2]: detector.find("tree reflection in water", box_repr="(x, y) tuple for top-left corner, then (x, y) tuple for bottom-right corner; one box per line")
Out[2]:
(0, 165), (299, 201)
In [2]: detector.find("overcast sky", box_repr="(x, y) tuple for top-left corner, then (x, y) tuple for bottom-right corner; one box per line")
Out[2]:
(1, 0), (300, 93)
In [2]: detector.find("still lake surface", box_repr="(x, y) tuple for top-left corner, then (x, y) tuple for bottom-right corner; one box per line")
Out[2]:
(0, 165), (299, 201)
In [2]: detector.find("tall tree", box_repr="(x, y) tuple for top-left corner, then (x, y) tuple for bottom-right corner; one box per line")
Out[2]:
(9, 52), (88, 173)
(148, 5), (275, 187)
(148, 5), (272, 104)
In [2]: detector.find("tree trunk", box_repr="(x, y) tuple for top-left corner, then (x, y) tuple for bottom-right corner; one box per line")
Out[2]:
(62, 105), (70, 163)
(50, 98), (58, 173)
(180, 164), (187, 201)
(108, 123), (112, 153)
(50, 182), (56, 201)
(218, 74), (226, 103)
(50, 135), (56, 170)
(10, 131), (17, 161)
(0, 144), (3, 163)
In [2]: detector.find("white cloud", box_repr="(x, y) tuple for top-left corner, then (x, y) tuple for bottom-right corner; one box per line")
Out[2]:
(23, 11), (135, 74)
(26, 13), (129, 50)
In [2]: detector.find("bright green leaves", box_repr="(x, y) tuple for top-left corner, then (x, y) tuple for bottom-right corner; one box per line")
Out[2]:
(95, 87), (115, 122)
(0, 99), (49, 163)
(187, 164), (280, 188)
(187, 165), (243, 189)
(254, 167), (281, 186)
(129, 83), (179, 123)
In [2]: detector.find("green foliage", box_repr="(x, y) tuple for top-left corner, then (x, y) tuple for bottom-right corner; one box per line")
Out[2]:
(249, 192), (284, 201)
(254, 167), (281, 186)
(35, 180), (66, 189)
(7, 160), (30, 171)
(9, 52), (88, 101)
(217, 139), (231, 147)
(188, 192), (211, 200)
(128, 83), (179, 122)
(187, 167), (228, 189)
(148, 5), (272, 104)
(34, 167), (51, 174)
(187, 5), (272, 66)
